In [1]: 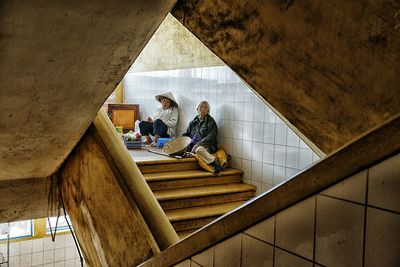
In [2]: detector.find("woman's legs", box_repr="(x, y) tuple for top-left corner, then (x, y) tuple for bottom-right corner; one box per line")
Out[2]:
(195, 146), (223, 173)
(194, 146), (215, 164)
(152, 119), (170, 144)
(139, 121), (153, 144)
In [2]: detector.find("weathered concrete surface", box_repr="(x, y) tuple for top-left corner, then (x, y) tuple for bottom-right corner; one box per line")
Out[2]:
(0, 0), (176, 181)
(0, 177), (55, 223)
(92, 109), (179, 250)
(130, 14), (224, 73)
(60, 127), (159, 266)
(172, 0), (400, 154)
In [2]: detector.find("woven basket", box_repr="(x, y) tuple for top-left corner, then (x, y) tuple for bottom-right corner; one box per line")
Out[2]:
(162, 136), (191, 155)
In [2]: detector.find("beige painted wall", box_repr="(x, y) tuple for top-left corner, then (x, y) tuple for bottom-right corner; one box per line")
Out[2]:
(130, 14), (223, 72)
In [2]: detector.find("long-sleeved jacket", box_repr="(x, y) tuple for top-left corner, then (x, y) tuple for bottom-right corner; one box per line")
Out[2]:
(153, 106), (179, 137)
(183, 114), (218, 153)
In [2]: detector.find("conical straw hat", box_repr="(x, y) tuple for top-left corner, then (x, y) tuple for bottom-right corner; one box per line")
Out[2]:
(155, 91), (178, 107)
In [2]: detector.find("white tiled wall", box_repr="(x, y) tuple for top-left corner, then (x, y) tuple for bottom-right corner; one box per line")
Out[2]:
(124, 66), (320, 194)
(0, 234), (84, 267)
(175, 153), (400, 267)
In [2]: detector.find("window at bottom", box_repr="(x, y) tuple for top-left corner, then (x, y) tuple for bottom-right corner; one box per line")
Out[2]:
(0, 220), (33, 240)
(46, 215), (72, 234)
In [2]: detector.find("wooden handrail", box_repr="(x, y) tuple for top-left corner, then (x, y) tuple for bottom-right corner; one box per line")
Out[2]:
(140, 114), (400, 266)
(93, 109), (179, 250)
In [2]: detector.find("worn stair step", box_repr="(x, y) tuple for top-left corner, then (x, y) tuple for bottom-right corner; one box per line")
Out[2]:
(155, 183), (256, 201)
(167, 201), (245, 231)
(136, 158), (200, 174)
(160, 190), (255, 210)
(172, 217), (218, 232)
(144, 168), (243, 190)
(166, 201), (245, 222)
(154, 183), (256, 210)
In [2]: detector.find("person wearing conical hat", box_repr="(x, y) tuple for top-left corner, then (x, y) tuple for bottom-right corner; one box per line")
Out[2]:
(139, 91), (179, 146)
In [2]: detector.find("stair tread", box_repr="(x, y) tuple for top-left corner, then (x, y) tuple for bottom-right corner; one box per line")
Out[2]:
(154, 183), (256, 201)
(144, 168), (242, 181)
(166, 201), (245, 221)
(136, 157), (197, 166)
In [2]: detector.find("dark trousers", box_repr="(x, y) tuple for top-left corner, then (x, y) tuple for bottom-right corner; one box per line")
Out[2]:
(139, 119), (170, 137)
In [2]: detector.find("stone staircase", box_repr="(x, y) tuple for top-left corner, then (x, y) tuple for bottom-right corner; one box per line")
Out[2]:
(136, 157), (257, 238)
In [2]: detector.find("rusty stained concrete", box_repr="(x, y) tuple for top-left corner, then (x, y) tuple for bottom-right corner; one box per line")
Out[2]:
(0, 176), (56, 223)
(0, 0), (176, 181)
(172, 0), (400, 154)
(60, 129), (159, 266)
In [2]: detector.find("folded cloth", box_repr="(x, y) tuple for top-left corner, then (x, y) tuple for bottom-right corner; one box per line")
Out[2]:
(192, 148), (229, 173)
(188, 132), (202, 151)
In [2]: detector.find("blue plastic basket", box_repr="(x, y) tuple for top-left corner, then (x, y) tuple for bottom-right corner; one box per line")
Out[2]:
(157, 138), (172, 148)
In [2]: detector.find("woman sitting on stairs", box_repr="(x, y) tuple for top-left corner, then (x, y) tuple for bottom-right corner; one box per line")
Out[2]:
(182, 100), (223, 173)
(139, 92), (179, 146)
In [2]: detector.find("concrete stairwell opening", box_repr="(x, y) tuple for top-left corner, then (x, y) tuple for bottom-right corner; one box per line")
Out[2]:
(111, 13), (321, 200)
(96, 11), (322, 244)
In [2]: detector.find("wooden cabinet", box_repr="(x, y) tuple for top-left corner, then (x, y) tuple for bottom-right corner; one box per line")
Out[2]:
(107, 104), (139, 132)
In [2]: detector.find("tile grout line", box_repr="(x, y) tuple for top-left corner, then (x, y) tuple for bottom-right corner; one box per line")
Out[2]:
(239, 233), (243, 267)
(362, 169), (370, 267)
(319, 193), (400, 216)
(313, 195), (318, 265)
(272, 216), (276, 267)
(271, 123), (276, 186)
(212, 245), (215, 267)
(364, 204), (400, 215)
(275, 244), (314, 264)
(243, 231), (315, 265)
(318, 193), (364, 207)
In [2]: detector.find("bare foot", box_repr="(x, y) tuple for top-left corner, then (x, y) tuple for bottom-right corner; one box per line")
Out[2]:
(144, 136), (151, 145)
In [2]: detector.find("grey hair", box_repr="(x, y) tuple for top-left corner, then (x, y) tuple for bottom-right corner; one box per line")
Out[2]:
(196, 100), (210, 113)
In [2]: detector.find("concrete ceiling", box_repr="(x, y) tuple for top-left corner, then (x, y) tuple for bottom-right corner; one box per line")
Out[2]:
(0, 1), (176, 181)
(171, 0), (400, 154)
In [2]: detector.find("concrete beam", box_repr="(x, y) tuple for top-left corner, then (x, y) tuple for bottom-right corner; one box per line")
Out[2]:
(92, 109), (179, 250)
(0, 177), (54, 223)
(0, 0), (176, 181)
(59, 126), (160, 266)
(172, 0), (400, 154)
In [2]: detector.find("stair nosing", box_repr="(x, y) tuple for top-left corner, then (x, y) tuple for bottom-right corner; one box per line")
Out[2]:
(136, 157), (197, 166)
(154, 183), (256, 201)
(144, 168), (243, 182)
(166, 201), (245, 221)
